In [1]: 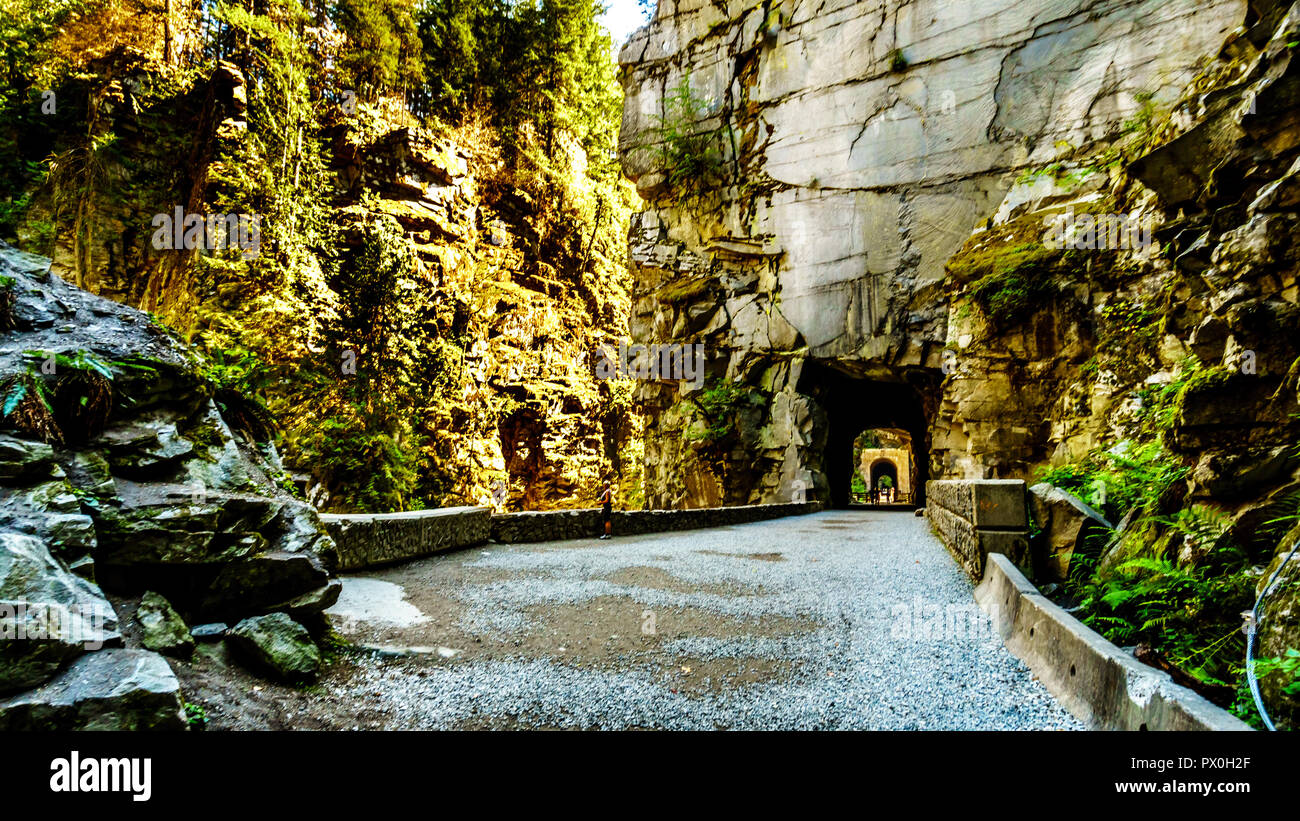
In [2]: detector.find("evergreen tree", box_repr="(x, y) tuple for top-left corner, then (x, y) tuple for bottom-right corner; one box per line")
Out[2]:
(332, 0), (425, 103)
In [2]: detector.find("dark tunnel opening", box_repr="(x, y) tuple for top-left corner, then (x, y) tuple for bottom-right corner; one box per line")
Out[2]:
(797, 362), (937, 509)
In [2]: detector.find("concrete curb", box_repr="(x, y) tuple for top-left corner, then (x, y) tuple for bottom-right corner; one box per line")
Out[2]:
(975, 554), (1252, 731)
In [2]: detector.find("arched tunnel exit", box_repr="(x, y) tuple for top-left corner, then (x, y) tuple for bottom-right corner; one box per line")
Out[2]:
(796, 362), (939, 509)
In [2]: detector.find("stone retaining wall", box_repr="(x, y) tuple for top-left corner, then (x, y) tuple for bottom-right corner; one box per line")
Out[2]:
(926, 479), (1031, 578)
(490, 502), (823, 543)
(320, 507), (491, 571)
(323, 503), (823, 569)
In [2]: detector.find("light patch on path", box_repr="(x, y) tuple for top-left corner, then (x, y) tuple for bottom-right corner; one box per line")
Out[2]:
(327, 577), (430, 628)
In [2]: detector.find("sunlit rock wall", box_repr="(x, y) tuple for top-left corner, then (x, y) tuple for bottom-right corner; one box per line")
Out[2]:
(618, 0), (1244, 507)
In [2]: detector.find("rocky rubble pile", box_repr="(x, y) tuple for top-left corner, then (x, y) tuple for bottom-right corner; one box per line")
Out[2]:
(0, 242), (338, 729)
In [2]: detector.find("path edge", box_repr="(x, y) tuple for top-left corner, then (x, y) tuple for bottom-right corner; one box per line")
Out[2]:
(975, 553), (1252, 732)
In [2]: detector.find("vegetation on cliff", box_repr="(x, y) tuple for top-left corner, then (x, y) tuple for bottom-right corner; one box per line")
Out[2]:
(954, 5), (1300, 725)
(0, 0), (642, 513)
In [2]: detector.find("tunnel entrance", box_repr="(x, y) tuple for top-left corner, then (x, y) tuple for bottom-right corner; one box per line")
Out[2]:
(797, 362), (937, 509)
(849, 429), (914, 504)
(869, 459), (898, 488)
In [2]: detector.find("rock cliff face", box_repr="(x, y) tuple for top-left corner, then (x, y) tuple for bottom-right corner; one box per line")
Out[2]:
(618, 0), (1245, 507)
(322, 117), (639, 510)
(16, 56), (639, 513)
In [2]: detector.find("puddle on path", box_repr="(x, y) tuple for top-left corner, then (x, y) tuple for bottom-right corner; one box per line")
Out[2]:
(326, 577), (430, 628)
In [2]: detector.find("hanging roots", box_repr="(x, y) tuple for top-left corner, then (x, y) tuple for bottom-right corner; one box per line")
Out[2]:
(1, 373), (63, 446)
(53, 369), (113, 445)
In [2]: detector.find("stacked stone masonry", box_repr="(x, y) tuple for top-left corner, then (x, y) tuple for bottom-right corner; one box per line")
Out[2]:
(322, 502), (824, 569)
(926, 479), (1030, 578)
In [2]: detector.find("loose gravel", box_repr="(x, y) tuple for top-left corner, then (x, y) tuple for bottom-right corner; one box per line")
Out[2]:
(328, 511), (1084, 730)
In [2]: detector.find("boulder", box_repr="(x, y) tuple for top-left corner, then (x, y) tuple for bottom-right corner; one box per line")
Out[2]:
(190, 622), (228, 642)
(92, 493), (337, 615)
(99, 416), (197, 480)
(135, 591), (194, 658)
(264, 579), (342, 623)
(227, 613), (321, 683)
(201, 550), (332, 621)
(0, 477), (98, 561)
(1029, 483), (1113, 582)
(57, 451), (117, 500)
(0, 533), (120, 695)
(0, 435), (61, 483)
(0, 648), (185, 730)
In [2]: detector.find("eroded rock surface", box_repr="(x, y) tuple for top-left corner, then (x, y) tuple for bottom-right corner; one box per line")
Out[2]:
(0, 648), (185, 731)
(228, 613), (321, 683)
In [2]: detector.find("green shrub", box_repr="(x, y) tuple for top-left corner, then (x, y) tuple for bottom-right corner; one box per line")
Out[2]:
(1079, 554), (1254, 692)
(649, 74), (732, 206)
(683, 378), (755, 446)
(183, 702), (208, 729)
(851, 473), (867, 497)
(955, 242), (1056, 326)
(296, 414), (422, 513)
(1037, 440), (1187, 523)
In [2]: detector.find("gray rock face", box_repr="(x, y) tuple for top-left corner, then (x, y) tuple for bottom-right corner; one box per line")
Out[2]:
(202, 550), (332, 620)
(1029, 483), (1113, 581)
(135, 591), (194, 658)
(616, 0), (1246, 506)
(0, 436), (60, 483)
(0, 475), (97, 562)
(1, 241), (339, 615)
(227, 613), (321, 683)
(0, 648), (185, 731)
(0, 533), (120, 694)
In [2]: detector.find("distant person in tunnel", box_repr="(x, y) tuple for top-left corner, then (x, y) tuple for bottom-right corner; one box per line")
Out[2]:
(598, 480), (613, 539)
(878, 474), (894, 504)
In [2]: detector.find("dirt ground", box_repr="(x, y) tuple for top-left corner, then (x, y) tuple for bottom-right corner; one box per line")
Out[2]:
(153, 543), (822, 730)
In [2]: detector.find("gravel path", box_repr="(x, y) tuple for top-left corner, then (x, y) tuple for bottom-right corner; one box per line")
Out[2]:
(325, 510), (1083, 730)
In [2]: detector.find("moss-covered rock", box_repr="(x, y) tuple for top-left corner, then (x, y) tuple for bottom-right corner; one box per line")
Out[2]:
(227, 613), (321, 683)
(135, 591), (194, 658)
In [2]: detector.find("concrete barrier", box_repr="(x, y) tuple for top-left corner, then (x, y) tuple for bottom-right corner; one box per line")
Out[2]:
(320, 506), (491, 571)
(490, 502), (823, 544)
(975, 553), (1251, 731)
(926, 479), (1031, 578)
